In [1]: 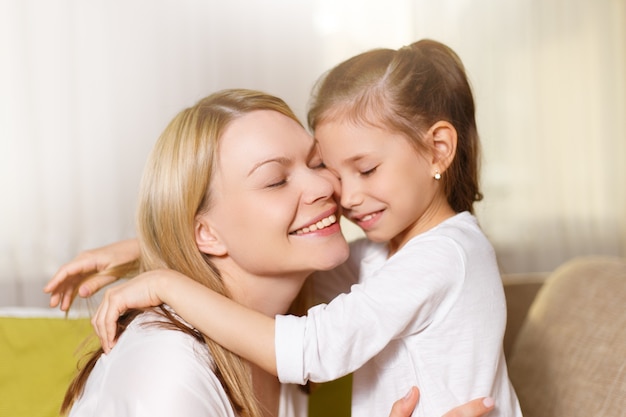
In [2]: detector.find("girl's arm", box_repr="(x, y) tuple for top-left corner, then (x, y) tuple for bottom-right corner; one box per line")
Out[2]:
(45, 239), (140, 311)
(94, 271), (496, 417)
(94, 240), (363, 371)
(95, 239), (462, 384)
(93, 269), (279, 375)
(276, 239), (463, 384)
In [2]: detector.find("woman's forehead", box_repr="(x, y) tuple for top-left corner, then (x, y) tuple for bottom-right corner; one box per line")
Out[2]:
(217, 110), (313, 169)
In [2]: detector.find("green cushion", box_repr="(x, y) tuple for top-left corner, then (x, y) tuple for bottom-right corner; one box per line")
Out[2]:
(0, 312), (96, 417)
(308, 374), (352, 417)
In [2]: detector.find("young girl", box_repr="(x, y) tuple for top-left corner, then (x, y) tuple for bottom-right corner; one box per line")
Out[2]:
(49, 41), (514, 417)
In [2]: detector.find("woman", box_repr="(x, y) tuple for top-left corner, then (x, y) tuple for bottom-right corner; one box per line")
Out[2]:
(48, 89), (494, 417)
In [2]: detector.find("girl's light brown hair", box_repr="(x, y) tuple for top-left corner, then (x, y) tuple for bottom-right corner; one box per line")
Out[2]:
(308, 39), (482, 213)
(62, 89), (306, 417)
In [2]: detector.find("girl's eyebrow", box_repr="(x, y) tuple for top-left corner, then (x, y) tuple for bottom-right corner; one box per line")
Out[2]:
(347, 154), (367, 163)
(339, 151), (368, 164)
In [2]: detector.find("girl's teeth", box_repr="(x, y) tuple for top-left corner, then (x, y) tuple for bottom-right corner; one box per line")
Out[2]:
(361, 214), (374, 222)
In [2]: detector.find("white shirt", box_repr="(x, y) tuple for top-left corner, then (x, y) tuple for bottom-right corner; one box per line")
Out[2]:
(70, 309), (307, 417)
(275, 212), (522, 417)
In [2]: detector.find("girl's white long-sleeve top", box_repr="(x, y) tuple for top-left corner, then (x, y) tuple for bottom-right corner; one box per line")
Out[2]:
(275, 212), (522, 417)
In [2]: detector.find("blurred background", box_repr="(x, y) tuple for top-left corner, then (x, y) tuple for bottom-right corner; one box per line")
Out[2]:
(1, 0), (625, 307)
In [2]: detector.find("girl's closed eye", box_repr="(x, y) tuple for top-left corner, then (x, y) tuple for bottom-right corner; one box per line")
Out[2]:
(360, 165), (378, 176)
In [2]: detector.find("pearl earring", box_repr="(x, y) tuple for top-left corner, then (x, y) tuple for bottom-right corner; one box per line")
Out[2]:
(434, 171), (441, 180)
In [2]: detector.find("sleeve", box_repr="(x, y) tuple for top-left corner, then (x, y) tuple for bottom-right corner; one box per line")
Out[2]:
(94, 326), (235, 417)
(275, 237), (466, 384)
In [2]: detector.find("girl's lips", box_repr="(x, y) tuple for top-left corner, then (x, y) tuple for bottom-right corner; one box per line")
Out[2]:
(351, 210), (383, 230)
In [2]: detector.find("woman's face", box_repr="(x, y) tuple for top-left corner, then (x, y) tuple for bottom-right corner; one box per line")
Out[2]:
(201, 110), (349, 278)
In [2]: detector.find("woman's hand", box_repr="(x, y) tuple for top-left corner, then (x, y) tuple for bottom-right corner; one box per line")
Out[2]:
(92, 269), (182, 352)
(389, 387), (495, 417)
(44, 239), (140, 311)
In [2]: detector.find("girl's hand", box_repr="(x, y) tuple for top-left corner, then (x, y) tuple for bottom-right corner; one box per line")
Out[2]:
(92, 269), (180, 353)
(44, 239), (140, 311)
(389, 387), (495, 417)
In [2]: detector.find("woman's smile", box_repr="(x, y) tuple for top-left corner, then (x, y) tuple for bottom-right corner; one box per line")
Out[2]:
(291, 213), (338, 235)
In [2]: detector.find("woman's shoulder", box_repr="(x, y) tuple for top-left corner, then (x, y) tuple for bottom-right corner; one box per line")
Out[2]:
(90, 310), (234, 415)
(116, 309), (215, 373)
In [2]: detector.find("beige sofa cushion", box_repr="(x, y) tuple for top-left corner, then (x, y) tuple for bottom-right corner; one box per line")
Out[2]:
(507, 256), (626, 417)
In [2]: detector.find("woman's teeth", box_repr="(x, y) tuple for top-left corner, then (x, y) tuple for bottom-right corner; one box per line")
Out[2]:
(293, 214), (337, 235)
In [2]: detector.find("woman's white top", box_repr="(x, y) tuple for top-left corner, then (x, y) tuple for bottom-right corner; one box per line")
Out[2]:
(70, 310), (307, 417)
(275, 212), (523, 417)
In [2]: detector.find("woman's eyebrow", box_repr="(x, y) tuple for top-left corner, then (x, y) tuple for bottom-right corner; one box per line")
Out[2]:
(247, 157), (290, 177)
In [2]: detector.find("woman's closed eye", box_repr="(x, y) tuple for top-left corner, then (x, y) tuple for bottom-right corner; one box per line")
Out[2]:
(266, 177), (287, 188)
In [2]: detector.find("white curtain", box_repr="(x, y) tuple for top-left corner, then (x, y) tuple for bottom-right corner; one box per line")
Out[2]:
(409, 0), (626, 273)
(2, 0), (624, 306)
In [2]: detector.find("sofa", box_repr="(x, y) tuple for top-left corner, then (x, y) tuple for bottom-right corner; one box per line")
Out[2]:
(1, 255), (624, 417)
(503, 255), (626, 417)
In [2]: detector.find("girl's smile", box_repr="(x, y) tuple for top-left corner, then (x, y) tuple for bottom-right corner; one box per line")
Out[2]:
(347, 209), (384, 231)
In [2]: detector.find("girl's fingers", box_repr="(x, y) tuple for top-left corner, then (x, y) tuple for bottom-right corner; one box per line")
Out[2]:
(92, 287), (127, 353)
(105, 299), (122, 352)
(79, 274), (118, 297)
(45, 260), (95, 292)
(49, 292), (61, 308)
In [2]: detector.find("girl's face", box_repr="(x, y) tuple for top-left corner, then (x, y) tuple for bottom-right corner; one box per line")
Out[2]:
(201, 110), (349, 279)
(315, 119), (451, 254)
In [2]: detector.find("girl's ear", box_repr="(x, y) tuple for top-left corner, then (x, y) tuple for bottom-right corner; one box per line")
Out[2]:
(195, 215), (228, 256)
(428, 121), (458, 173)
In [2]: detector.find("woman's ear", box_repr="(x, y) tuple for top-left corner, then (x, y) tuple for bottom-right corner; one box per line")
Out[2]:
(428, 121), (458, 173)
(195, 215), (228, 256)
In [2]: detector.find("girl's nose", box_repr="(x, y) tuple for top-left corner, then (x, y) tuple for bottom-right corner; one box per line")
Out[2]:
(339, 179), (363, 208)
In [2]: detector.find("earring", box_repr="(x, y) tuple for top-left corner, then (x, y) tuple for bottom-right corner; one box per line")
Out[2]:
(434, 171), (441, 180)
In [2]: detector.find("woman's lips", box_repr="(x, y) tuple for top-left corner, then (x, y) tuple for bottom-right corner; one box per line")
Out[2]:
(291, 214), (338, 235)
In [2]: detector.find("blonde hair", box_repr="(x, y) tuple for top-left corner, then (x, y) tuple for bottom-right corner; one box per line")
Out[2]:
(62, 89), (305, 417)
(308, 39), (482, 213)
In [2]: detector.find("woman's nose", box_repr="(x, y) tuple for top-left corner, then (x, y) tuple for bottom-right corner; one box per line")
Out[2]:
(304, 169), (337, 204)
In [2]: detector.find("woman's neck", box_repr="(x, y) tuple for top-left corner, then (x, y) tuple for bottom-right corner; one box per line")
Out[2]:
(213, 263), (308, 417)
(215, 260), (310, 317)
